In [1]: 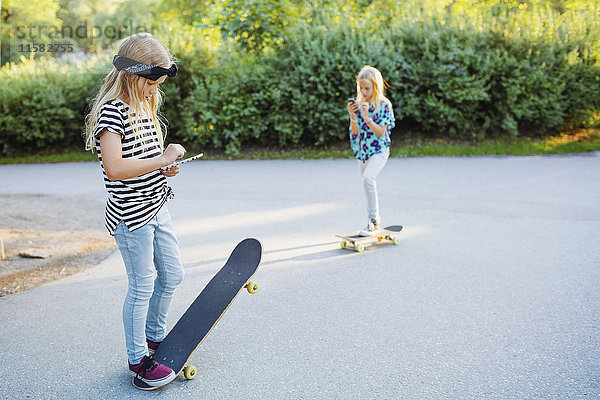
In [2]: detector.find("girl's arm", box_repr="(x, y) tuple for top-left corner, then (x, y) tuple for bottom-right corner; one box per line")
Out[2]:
(350, 118), (359, 134)
(364, 119), (388, 138)
(348, 101), (359, 134)
(359, 103), (387, 137)
(99, 130), (185, 181)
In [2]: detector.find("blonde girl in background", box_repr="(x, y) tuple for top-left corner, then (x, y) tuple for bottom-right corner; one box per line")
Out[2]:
(84, 32), (185, 389)
(347, 65), (395, 236)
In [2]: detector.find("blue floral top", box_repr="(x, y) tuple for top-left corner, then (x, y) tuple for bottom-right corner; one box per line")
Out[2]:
(349, 101), (395, 162)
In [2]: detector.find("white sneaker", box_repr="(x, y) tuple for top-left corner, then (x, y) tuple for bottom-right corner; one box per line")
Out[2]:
(359, 218), (381, 237)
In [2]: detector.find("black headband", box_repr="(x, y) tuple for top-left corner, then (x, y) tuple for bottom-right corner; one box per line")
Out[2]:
(113, 55), (177, 81)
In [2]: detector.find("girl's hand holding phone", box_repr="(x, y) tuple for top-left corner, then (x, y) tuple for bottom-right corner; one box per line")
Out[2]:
(160, 165), (180, 177)
(347, 98), (358, 116)
(161, 144), (186, 176)
(163, 144), (186, 164)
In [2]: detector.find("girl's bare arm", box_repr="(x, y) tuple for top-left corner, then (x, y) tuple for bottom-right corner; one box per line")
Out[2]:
(364, 120), (388, 138)
(99, 130), (185, 181)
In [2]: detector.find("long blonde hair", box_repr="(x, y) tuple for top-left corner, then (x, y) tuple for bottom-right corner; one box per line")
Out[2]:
(355, 65), (391, 115)
(84, 33), (174, 152)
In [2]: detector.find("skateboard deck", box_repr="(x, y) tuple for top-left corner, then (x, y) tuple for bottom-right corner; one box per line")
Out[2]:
(132, 238), (262, 390)
(337, 225), (403, 252)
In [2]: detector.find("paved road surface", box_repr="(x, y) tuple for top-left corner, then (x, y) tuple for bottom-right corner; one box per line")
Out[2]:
(1, 154), (599, 399)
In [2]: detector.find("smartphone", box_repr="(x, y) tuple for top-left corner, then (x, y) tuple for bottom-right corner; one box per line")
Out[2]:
(347, 97), (360, 115)
(160, 153), (204, 170)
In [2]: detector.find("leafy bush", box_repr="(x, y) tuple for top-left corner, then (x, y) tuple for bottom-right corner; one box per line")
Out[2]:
(171, 21), (600, 153)
(0, 55), (108, 155)
(1, 21), (599, 156)
(385, 24), (600, 139)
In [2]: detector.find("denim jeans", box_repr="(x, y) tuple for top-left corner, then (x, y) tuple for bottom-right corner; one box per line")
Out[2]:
(358, 149), (389, 221)
(114, 206), (184, 364)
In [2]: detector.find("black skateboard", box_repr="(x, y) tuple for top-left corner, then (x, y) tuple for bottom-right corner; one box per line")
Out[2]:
(132, 238), (262, 390)
(336, 225), (403, 252)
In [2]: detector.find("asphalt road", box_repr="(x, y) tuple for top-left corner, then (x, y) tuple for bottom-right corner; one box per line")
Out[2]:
(1, 154), (599, 399)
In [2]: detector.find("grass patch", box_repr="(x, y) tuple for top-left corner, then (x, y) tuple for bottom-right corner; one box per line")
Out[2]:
(219, 145), (353, 160)
(392, 129), (600, 157)
(1, 129), (598, 165)
(0, 151), (98, 165)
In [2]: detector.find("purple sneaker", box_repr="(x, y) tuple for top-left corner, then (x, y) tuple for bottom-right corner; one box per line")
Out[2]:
(129, 356), (175, 388)
(147, 339), (161, 356)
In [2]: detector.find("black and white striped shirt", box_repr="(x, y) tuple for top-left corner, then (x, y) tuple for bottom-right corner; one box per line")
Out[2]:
(93, 99), (173, 235)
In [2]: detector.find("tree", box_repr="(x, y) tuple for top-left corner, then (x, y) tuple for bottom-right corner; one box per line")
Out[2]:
(1, 0), (61, 65)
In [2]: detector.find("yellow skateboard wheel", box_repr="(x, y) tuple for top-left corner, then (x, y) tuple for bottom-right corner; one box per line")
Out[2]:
(340, 241), (348, 249)
(355, 243), (365, 252)
(377, 236), (383, 242)
(246, 281), (259, 294)
(392, 237), (400, 245)
(184, 365), (197, 380)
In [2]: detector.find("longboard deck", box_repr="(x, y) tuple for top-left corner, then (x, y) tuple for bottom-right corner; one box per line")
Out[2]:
(132, 238), (262, 390)
(337, 225), (403, 252)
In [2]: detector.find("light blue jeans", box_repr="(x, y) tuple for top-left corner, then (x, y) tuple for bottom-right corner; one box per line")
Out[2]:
(114, 206), (184, 364)
(358, 149), (390, 221)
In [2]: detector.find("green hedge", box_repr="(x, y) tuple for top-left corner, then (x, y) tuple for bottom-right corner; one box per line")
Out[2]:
(1, 22), (599, 156)
(167, 22), (600, 154)
(384, 25), (600, 138)
(0, 56), (108, 155)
